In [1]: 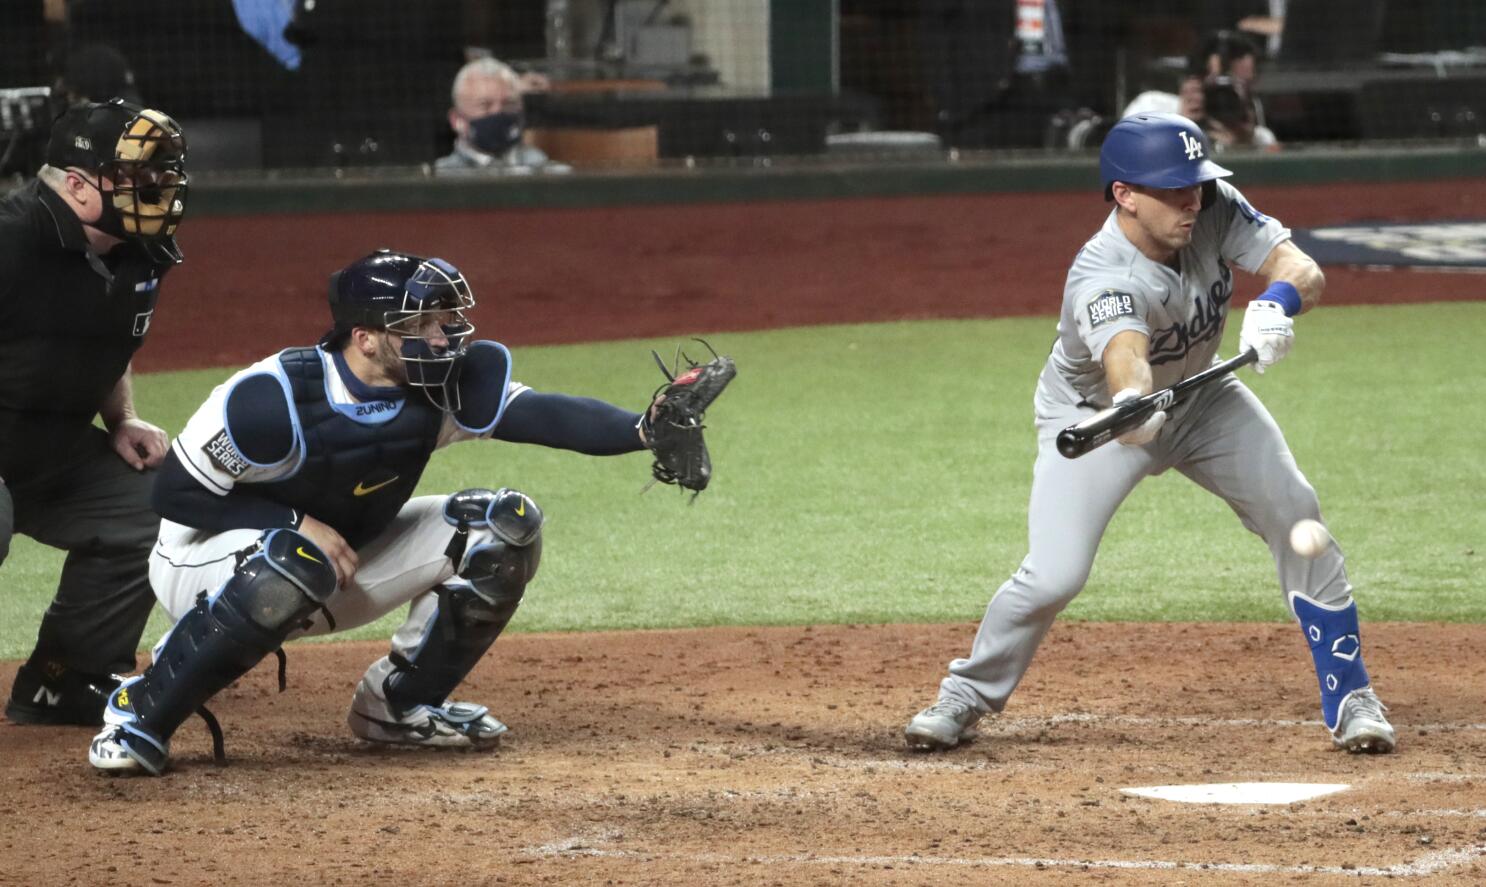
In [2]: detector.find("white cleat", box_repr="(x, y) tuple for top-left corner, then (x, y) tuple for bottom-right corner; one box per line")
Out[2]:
(904, 697), (982, 751)
(348, 678), (507, 749)
(1332, 688), (1396, 754)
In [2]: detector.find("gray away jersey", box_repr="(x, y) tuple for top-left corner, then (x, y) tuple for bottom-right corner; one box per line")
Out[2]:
(1036, 179), (1290, 413)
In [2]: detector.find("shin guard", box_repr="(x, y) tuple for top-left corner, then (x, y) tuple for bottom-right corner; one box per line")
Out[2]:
(1289, 590), (1372, 731)
(383, 488), (542, 714)
(104, 530), (337, 772)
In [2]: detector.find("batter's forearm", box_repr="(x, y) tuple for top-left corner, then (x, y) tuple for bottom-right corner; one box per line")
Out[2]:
(1103, 330), (1155, 397)
(1259, 241), (1326, 314)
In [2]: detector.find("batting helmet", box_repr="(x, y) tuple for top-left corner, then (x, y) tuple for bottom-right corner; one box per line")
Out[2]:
(47, 98), (188, 260)
(325, 249), (477, 412)
(1099, 112), (1231, 209)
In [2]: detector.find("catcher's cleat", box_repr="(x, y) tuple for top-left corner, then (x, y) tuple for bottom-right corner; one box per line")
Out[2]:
(904, 697), (982, 751)
(5, 661), (121, 726)
(1331, 688), (1396, 754)
(348, 677), (507, 748)
(87, 678), (170, 776)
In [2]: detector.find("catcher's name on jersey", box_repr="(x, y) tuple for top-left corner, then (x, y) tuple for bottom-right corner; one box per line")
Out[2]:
(1039, 178), (1290, 412)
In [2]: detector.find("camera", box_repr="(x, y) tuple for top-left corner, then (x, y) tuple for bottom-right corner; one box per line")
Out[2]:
(1, 87), (54, 139)
(1201, 76), (1251, 131)
(1, 87), (55, 179)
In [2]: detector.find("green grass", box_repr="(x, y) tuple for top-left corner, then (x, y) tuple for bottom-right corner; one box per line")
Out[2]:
(2, 302), (1482, 659)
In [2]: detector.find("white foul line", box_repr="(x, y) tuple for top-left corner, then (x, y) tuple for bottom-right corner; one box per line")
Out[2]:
(524, 841), (1486, 878)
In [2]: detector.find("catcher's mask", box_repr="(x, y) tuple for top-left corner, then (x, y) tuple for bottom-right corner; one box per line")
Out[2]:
(325, 250), (477, 412)
(46, 98), (188, 259)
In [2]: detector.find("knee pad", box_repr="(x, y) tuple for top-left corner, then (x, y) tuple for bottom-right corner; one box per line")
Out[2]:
(220, 528), (339, 635)
(461, 536), (541, 607)
(113, 529), (337, 744)
(1290, 590), (1372, 731)
(443, 488), (543, 600)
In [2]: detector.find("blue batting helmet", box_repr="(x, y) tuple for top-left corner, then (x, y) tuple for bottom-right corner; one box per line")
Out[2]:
(1100, 112), (1231, 208)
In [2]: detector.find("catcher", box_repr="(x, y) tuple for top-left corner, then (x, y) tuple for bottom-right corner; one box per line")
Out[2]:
(88, 249), (733, 775)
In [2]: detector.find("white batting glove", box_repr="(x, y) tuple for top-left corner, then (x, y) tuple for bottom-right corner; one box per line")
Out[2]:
(1112, 388), (1166, 447)
(1239, 299), (1295, 374)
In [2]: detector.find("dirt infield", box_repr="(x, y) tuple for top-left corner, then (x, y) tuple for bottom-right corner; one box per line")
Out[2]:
(2, 623), (1485, 885)
(137, 177), (1486, 373)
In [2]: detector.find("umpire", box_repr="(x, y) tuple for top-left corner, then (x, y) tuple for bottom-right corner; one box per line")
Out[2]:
(0, 99), (188, 725)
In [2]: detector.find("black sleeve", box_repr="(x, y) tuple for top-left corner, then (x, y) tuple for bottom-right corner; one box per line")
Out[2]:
(492, 390), (646, 456)
(152, 447), (303, 532)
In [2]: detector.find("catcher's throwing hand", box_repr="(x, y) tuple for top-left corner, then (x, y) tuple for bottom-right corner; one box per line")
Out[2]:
(641, 340), (736, 496)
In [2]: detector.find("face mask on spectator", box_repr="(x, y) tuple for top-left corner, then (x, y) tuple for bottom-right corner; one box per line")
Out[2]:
(467, 111), (524, 156)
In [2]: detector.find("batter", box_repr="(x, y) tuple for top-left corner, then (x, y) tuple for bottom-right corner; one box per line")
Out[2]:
(905, 113), (1395, 755)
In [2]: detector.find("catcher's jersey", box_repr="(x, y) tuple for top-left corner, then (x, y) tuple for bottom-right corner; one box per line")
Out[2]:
(1036, 179), (1289, 412)
(172, 346), (530, 495)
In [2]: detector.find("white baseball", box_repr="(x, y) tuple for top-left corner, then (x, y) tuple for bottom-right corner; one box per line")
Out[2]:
(1289, 519), (1331, 559)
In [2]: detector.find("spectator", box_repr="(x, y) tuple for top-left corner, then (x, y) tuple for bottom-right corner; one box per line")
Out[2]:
(1199, 74), (1277, 151)
(1200, 0), (1286, 59)
(1123, 30), (1277, 148)
(435, 58), (570, 176)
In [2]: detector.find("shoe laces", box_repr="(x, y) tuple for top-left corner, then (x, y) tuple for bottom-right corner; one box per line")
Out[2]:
(1347, 689), (1389, 721)
(925, 698), (973, 720)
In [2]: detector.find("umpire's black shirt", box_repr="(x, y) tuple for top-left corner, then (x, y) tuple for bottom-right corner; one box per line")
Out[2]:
(0, 180), (172, 480)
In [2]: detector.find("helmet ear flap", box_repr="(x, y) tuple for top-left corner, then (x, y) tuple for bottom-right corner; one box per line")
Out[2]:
(1200, 180), (1218, 210)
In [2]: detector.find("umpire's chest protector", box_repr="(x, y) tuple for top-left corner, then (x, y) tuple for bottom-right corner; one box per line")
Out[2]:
(264, 347), (444, 548)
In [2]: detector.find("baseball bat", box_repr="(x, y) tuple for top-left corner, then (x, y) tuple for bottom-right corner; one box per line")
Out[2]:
(1055, 349), (1260, 459)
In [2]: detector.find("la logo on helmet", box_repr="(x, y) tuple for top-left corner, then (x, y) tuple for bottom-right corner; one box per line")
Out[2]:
(1180, 131), (1204, 160)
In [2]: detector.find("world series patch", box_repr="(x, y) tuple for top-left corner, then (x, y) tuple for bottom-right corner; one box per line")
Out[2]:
(1088, 290), (1136, 328)
(202, 430), (249, 477)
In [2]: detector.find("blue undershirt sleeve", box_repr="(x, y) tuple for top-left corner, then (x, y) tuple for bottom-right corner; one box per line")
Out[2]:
(492, 390), (645, 455)
(152, 448), (303, 532)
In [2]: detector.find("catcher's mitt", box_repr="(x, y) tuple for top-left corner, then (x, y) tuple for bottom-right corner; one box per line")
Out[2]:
(642, 340), (736, 497)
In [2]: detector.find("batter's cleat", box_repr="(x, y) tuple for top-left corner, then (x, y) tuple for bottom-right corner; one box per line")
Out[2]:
(87, 679), (170, 775)
(347, 678), (507, 749)
(5, 661), (121, 726)
(1331, 688), (1396, 754)
(904, 698), (982, 751)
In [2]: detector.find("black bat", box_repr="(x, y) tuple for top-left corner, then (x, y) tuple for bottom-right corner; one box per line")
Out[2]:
(1055, 349), (1260, 459)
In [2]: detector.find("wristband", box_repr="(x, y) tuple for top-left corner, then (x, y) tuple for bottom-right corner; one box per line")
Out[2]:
(1260, 281), (1302, 317)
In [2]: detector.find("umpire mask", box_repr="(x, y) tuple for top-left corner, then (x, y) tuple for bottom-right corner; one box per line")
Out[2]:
(48, 100), (189, 261)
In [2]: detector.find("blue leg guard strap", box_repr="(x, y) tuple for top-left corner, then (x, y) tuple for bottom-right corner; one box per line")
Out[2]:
(1289, 591), (1371, 731)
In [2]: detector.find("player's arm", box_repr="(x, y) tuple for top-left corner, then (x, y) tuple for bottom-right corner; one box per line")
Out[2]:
(490, 390), (646, 455)
(1255, 239), (1325, 316)
(1101, 329), (1165, 447)
(1102, 330), (1154, 397)
(153, 371), (304, 531)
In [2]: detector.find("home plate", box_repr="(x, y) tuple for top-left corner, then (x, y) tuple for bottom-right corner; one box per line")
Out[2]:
(1121, 783), (1351, 805)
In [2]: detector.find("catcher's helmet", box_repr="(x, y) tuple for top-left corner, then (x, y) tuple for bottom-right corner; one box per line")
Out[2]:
(1099, 112), (1230, 209)
(46, 98), (188, 259)
(325, 249), (477, 412)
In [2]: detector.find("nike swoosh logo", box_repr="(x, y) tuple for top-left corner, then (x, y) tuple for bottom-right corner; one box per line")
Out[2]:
(353, 476), (400, 496)
(296, 546), (322, 563)
(515, 498), (526, 517)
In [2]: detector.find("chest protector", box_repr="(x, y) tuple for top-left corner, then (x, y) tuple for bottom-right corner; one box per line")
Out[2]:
(261, 348), (444, 548)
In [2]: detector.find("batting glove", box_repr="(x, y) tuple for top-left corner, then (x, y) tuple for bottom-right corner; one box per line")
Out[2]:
(1112, 388), (1166, 447)
(1239, 299), (1295, 374)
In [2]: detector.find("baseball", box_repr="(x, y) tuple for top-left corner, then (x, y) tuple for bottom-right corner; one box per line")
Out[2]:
(1289, 519), (1331, 559)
